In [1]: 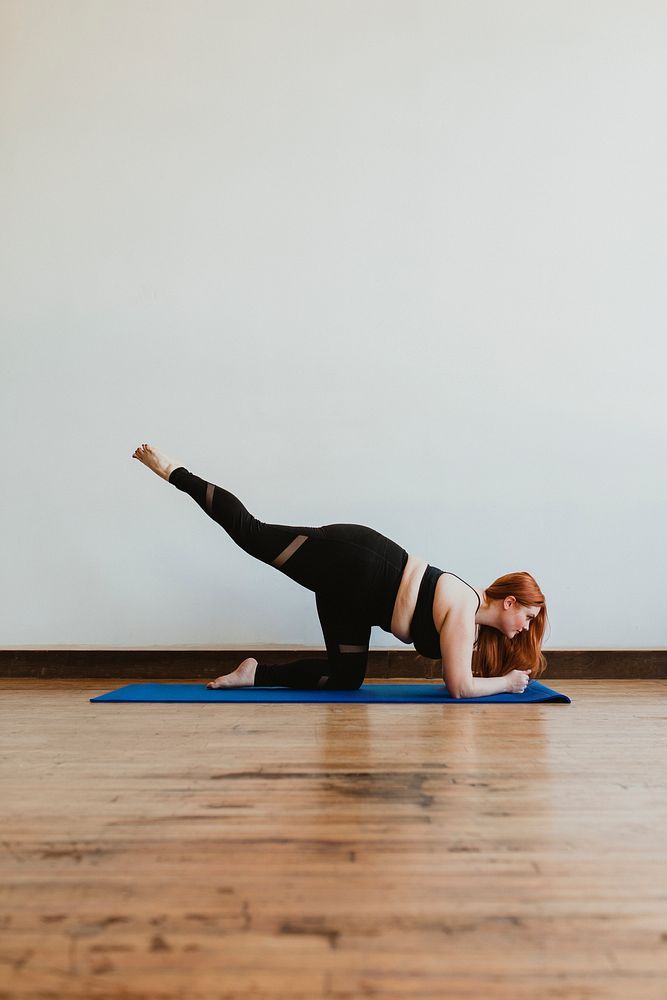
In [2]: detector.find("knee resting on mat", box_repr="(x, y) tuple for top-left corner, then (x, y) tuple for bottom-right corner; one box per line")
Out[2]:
(324, 647), (367, 690)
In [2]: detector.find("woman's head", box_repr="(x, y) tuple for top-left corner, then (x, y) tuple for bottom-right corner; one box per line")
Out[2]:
(472, 571), (549, 679)
(485, 591), (542, 642)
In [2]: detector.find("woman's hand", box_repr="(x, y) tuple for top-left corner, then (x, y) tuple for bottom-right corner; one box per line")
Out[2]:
(505, 669), (532, 693)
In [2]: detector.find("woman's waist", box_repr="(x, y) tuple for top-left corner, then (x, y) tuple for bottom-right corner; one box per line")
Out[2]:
(408, 564), (444, 656)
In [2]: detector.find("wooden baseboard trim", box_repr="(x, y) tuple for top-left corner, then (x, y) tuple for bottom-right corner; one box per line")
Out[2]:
(0, 649), (665, 679)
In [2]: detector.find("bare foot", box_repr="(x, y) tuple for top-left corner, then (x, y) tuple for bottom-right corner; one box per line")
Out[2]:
(207, 657), (259, 689)
(132, 443), (181, 481)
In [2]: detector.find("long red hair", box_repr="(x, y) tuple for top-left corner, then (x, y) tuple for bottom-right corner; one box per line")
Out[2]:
(472, 571), (549, 679)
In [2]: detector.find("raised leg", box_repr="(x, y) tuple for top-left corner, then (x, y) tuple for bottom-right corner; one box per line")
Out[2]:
(168, 466), (320, 583)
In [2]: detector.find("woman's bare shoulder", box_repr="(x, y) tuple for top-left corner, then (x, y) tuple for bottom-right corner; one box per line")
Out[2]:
(434, 572), (480, 633)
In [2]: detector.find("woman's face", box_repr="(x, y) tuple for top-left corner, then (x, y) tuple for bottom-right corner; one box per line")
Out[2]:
(505, 600), (540, 639)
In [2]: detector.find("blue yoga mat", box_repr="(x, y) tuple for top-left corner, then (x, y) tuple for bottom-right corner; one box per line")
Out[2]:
(90, 680), (570, 704)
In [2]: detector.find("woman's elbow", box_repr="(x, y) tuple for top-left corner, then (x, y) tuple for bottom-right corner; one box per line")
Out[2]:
(446, 684), (465, 699)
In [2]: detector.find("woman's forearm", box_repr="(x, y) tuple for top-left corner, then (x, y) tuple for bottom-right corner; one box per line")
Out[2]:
(464, 675), (510, 698)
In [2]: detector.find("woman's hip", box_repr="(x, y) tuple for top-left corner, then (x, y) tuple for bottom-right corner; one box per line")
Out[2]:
(227, 513), (408, 629)
(308, 524), (409, 627)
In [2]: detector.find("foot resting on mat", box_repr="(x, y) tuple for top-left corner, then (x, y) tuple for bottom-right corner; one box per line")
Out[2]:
(207, 657), (259, 689)
(132, 443), (181, 481)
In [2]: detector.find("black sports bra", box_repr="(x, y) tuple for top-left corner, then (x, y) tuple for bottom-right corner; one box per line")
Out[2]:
(409, 566), (481, 659)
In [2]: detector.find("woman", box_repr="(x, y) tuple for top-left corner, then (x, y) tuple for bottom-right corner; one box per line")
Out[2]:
(132, 444), (547, 697)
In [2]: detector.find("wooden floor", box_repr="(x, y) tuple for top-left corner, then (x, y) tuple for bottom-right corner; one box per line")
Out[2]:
(1, 678), (666, 1000)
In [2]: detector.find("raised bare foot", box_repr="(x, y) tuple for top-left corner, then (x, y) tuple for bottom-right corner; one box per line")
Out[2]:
(132, 443), (181, 481)
(207, 657), (259, 689)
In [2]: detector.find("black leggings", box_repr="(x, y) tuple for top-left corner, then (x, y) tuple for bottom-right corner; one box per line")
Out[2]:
(168, 467), (409, 689)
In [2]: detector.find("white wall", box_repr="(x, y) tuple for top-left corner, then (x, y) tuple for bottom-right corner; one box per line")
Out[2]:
(1, 0), (665, 649)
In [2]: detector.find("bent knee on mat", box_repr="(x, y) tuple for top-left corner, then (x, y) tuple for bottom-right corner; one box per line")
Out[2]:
(329, 645), (368, 689)
(326, 662), (367, 691)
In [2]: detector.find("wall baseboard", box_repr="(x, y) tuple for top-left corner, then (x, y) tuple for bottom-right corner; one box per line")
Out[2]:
(0, 649), (665, 679)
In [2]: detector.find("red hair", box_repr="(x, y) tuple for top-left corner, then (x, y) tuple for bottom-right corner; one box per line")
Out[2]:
(472, 571), (549, 679)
